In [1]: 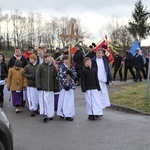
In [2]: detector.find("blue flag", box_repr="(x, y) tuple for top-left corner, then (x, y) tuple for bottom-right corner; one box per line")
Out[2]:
(130, 40), (140, 56)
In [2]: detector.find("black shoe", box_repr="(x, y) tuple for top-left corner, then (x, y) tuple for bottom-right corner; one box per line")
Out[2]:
(95, 115), (103, 118)
(30, 111), (35, 117)
(95, 115), (100, 118)
(60, 116), (64, 119)
(49, 117), (53, 120)
(43, 116), (48, 123)
(0, 102), (3, 108)
(65, 117), (74, 121)
(88, 115), (95, 120)
(134, 79), (137, 82)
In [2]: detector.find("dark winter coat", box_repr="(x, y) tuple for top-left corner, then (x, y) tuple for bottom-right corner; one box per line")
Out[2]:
(7, 55), (28, 69)
(85, 51), (96, 59)
(81, 66), (100, 92)
(123, 52), (134, 68)
(0, 54), (8, 80)
(92, 57), (113, 84)
(112, 55), (123, 70)
(73, 50), (84, 69)
(23, 63), (39, 87)
(54, 52), (61, 61)
(36, 62), (57, 91)
(134, 54), (144, 69)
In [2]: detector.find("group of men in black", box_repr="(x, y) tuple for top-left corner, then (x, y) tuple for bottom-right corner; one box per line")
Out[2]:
(112, 49), (149, 82)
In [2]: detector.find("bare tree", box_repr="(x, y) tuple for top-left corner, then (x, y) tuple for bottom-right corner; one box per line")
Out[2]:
(11, 9), (27, 47)
(27, 12), (35, 47)
(100, 18), (133, 50)
(35, 13), (44, 47)
(3, 14), (12, 50)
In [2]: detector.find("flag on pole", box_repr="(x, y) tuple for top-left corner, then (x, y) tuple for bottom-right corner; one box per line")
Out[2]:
(94, 36), (114, 64)
(130, 40), (140, 56)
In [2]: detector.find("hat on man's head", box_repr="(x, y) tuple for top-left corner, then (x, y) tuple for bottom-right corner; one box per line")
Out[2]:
(14, 60), (22, 67)
(29, 54), (37, 61)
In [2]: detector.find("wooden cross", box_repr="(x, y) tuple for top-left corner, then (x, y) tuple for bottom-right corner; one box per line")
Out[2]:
(60, 23), (84, 40)
(60, 22), (84, 84)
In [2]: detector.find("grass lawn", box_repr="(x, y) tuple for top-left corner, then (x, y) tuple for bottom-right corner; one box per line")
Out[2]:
(110, 81), (150, 113)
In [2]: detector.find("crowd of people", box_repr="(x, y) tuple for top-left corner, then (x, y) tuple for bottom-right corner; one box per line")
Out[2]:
(0, 44), (149, 122)
(112, 48), (150, 82)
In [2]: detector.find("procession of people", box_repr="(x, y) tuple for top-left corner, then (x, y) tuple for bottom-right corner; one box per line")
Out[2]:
(0, 43), (149, 122)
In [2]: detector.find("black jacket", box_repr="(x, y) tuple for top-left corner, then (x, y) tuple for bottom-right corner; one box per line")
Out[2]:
(7, 55), (27, 69)
(124, 52), (134, 68)
(73, 50), (84, 69)
(112, 55), (123, 70)
(134, 54), (144, 69)
(85, 51), (96, 59)
(0, 54), (8, 80)
(81, 66), (100, 92)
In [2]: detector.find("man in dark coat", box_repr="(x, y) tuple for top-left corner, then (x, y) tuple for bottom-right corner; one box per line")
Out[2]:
(112, 52), (123, 81)
(123, 50), (135, 81)
(133, 50), (144, 82)
(7, 47), (27, 69)
(85, 45), (96, 59)
(54, 47), (61, 61)
(73, 44), (84, 85)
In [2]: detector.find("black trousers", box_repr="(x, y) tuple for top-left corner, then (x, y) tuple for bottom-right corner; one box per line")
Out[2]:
(140, 68), (147, 79)
(135, 68), (142, 81)
(75, 68), (82, 83)
(113, 68), (123, 81)
(0, 85), (4, 103)
(124, 67), (135, 81)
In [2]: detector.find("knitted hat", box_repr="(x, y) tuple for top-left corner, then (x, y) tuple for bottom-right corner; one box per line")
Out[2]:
(14, 60), (22, 67)
(29, 54), (37, 61)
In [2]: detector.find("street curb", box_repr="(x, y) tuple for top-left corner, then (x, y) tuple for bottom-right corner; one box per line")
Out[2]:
(110, 104), (150, 115)
(108, 80), (150, 115)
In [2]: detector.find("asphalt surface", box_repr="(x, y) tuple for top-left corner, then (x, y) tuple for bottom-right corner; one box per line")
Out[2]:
(2, 80), (150, 150)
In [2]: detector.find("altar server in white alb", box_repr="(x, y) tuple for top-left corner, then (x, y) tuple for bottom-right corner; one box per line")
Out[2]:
(92, 49), (114, 109)
(81, 57), (103, 120)
(23, 54), (39, 117)
(36, 53), (58, 123)
(57, 55), (77, 121)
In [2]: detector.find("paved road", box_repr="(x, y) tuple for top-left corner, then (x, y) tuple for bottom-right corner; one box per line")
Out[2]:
(2, 81), (150, 150)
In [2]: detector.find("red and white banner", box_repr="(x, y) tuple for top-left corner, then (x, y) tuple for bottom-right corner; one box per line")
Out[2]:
(94, 36), (114, 64)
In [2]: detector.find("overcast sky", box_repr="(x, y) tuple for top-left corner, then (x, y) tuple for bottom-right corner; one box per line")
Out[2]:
(0, 0), (150, 45)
